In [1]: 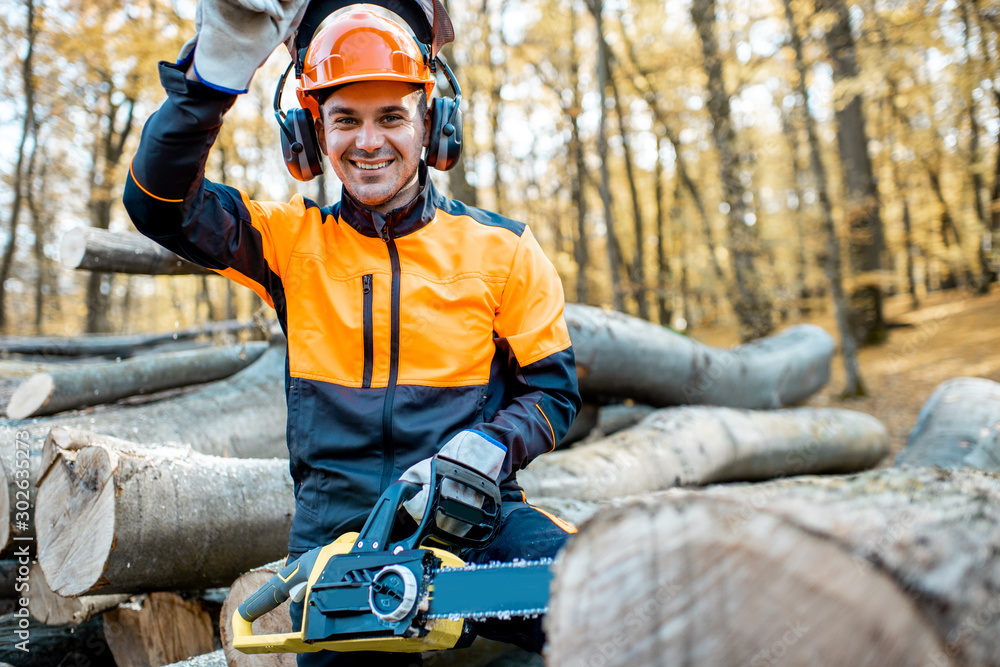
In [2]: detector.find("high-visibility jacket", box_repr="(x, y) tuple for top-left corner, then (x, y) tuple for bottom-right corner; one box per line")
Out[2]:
(123, 62), (581, 555)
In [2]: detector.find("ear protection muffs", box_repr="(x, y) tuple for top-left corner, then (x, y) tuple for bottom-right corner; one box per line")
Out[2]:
(275, 61), (324, 182)
(273, 39), (465, 179)
(424, 62), (463, 172)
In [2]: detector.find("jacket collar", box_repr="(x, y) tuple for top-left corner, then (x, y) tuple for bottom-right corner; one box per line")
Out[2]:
(337, 163), (440, 239)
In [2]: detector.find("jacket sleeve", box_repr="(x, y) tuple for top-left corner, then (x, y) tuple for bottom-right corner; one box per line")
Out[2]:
(472, 227), (582, 480)
(122, 60), (294, 309)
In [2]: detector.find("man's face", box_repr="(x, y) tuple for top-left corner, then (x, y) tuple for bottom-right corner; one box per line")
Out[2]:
(318, 80), (429, 215)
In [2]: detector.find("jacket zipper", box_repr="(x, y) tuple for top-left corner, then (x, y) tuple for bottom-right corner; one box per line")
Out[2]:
(361, 274), (373, 389)
(379, 225), (401, 492)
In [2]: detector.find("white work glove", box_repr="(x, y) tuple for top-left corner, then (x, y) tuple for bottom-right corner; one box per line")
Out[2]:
(401, 430), (506, 536)
(179, 0), (309, 94)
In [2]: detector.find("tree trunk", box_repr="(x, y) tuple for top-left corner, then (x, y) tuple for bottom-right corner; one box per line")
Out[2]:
(890, 144), (920, 310)
(61, 227), (214, 275)
(519, 405), (887, 501)
(35, 432), (294, 596)
(784, 0), (866, 397)
(0, 318), (261, 357)
(818, 0), (887, 346)
(29, 148), (49, 333)
(895, 376), (1000, 471)
(546, 466), (1000, 666)
(85, 80), (136, 334)
(28, 562), (129, 626)
(608, 66), (648, 320)
(690, 0), (774, 340)
(620, 33), (727, 288)
(6, 342), (267, 419)
(963, 1), (992, 294)
(586, 0), (627, 312)
(568, 5), (590, 305)
(103, 592), (215, 667)
(0, 0), (37, 333)
(565, 303), (834, 408)
(654, 139), (672, 326)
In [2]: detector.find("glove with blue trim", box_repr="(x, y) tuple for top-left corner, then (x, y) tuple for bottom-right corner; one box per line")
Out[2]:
(178, 0), (308, 94)
(401, 430), (506, 535)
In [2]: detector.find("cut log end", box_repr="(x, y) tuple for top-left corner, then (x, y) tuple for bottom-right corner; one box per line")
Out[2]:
(28, 563), (130, 626)
(36, 446), (117, 597)
(6, 373), (55, 420)
(221, 563), (295, 667)
(59, 228), (88, 270)
(547, 496), (948, 666)
(103, 592), (215, 667)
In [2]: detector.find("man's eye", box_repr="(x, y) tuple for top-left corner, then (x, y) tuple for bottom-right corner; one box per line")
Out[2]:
(382, 115), (402, 123)
(334, 117), (357, 126)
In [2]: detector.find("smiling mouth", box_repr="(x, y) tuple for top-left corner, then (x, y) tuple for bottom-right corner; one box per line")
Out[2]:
(351, 160), (392, 171)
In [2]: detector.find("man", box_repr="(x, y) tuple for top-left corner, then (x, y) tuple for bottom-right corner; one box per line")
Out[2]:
(123, 1), (580, 663)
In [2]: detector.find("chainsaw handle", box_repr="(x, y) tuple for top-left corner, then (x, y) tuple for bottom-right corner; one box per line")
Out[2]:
(238, 547), (321, 623)
(352, 480), (422, 553)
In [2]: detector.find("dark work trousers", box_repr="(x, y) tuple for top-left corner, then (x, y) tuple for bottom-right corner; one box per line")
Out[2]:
(289, 501), (575, 666)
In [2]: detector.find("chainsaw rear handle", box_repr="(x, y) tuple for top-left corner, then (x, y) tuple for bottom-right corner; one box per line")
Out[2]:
(239, 455), (500, 623)
(237, 547), (322, 623)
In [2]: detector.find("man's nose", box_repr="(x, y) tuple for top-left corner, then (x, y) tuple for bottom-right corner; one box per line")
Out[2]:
(355, 123), (385, 152)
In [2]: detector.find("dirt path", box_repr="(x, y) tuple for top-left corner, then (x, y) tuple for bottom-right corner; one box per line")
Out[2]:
(691, 287), (1000, 462)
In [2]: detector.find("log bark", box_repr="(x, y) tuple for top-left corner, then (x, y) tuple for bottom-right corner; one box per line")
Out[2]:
(102, 592), (215, 667)
(2, 343), (287, 459)
(546, 466), (1000, 666)
(565, 304), (834, 408)
(519, 406), (888, 501)
(35, 433), (294, 596)
(895, 376), (1000, 471)
(6, 341), (268, 419)
(61, 227), (214, 275)
(28, 562), (130, 625)
(0, 319), (260, 357)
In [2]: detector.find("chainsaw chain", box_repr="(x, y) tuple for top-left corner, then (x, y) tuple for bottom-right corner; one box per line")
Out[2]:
(422, 558), (554, 621)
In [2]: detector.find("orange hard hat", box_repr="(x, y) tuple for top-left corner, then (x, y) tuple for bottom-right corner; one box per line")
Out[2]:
(296, 5), (434, 117)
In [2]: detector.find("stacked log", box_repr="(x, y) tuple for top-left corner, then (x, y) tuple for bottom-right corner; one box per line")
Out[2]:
(564, 304), (834, 408)
(544, 377), (1000, 666)
(61, 227), (214, 275)
(0, 342), (287, 459)
(34, 430), (294, 597)
(102, 593), (216, 667)
(6, 341), (267, 419)
(520, 406), (889, 500)
(896, 376), (1000, 471)
(27, 563), (130, 626)
(0, 319), (260, 357)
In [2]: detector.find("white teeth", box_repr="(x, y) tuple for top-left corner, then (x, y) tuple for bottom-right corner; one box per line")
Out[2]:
(354, 161), (390, 171)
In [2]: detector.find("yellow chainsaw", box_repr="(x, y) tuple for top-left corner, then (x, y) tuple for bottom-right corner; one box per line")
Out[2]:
(231, 456), (553, 655)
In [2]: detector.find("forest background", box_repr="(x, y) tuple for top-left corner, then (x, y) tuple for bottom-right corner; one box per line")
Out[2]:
(1, 0), (998, 402)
